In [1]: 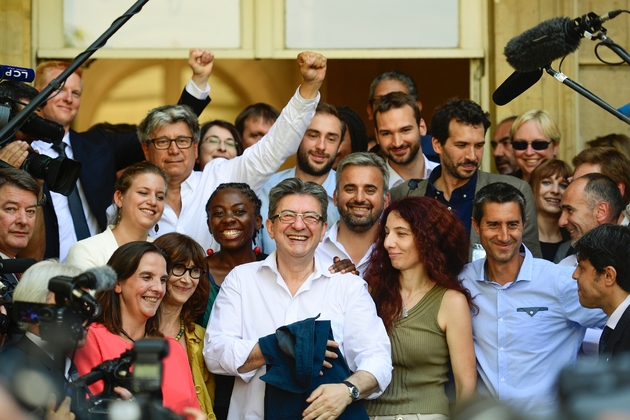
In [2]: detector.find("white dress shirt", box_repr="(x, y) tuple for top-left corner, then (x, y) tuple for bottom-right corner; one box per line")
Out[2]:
(31, 132), (99, 261)
(387, 154), (438, 189)
(316, 221), (375, 276)
(149, 87), (319, 252)
(203, 253), (392, 420)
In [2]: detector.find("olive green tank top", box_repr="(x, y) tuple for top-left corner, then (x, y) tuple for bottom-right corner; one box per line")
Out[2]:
(365, 284), (450, 416)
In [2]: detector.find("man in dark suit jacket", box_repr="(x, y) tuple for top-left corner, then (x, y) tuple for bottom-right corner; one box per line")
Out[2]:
(31, 49), (214, 260)
(389, 98), (541, 261)
(572, 223), (630, 362)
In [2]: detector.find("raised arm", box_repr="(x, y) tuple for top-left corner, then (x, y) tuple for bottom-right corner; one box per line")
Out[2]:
(297, 51), (327, 100)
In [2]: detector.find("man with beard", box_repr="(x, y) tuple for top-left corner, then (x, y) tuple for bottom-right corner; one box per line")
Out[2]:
(372, 92), (438, 189)
(390, 98), (541, 260)
(258, 103), (344, 253)
(491, 116), (519, 175)
(316, 152), (389, 275)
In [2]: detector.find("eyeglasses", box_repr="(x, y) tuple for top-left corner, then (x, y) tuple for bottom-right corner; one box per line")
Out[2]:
(270, 210), (323, 225)
(511, 140), (553, 151)
(171, 264), (205, 279)
(203, 136), (237, 148)
(148, 136), (195, 150)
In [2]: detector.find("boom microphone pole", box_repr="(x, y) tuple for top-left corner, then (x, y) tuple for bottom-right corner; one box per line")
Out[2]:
(0, 0), (151, 146)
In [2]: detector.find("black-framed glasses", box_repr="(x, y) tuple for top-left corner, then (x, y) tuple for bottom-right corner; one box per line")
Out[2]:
(148, 136), (195, 150)
(270, 210), (322, 225)
(202, 135), (237, 148)
(511, 140), (552, 151)
(171, 264), (205, 279)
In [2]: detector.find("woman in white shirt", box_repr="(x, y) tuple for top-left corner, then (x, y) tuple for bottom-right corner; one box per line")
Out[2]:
(66, 161), (167, 270)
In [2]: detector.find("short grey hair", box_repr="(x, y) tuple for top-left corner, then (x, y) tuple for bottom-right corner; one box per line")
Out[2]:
(268, 178), (328, 222)
(137, 104), (200, 143)
(335, 152), (390, 195)
(13, 260), (82, 331)
(369, 70), (418, 102)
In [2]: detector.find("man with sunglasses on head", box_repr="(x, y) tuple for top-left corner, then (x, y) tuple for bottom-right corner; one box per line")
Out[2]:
(139, 52), (327, 252)
(204, 178), (392, 420)
(389, 98), (541, 261)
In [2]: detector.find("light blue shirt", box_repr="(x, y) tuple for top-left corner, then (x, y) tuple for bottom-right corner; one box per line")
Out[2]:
(461, 245), (607, 418)
(257, 167), (339, 254)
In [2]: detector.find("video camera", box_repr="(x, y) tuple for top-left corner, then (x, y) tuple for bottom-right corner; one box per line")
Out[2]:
(0, 83), (81, 196)
(71, 339), (183, 420)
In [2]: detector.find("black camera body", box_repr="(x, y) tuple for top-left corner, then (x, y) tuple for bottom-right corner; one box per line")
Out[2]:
(0, 95), (81, 196)
(71, 339), (183, 420)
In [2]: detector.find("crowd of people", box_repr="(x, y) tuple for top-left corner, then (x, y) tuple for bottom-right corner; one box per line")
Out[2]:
(0, 47), (630, 420)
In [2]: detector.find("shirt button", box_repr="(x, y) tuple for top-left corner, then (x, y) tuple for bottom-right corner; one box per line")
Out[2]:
(530, 311), (534, 315)
(447, 207), (452, 210)
(463, 194), (467, 198)
(501, 378), (505, 382)
(499, 318), (503, 322)
(500, 347), (504, 351)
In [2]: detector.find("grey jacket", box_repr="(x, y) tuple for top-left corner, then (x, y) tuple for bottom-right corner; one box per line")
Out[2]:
(390, 170), (542, 261)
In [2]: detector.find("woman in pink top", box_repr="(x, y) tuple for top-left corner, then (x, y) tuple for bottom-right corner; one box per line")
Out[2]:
(74, 241), (200, 416)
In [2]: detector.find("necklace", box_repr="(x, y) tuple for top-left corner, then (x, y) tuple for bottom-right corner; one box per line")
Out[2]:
(175, 314), (185, 341)
(120, 328), (137, 343)
(401, 283), (432, 318)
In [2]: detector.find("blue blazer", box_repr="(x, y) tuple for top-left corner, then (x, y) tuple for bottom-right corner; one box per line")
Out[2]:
(43, 89), (210, 259)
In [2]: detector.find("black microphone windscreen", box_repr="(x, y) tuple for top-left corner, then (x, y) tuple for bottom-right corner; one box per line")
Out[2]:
(493, 69), (544, 106)
(0, 258), (36, 274)
(504, 17), (581, 72)
(84, 266), (117, 291)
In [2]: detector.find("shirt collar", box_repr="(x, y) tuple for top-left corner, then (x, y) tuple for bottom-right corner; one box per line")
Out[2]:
(478, 244), (533, 286)
(607, 293), (630, 329)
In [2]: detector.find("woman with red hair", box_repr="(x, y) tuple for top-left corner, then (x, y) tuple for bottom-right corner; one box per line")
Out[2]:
(364, 196), (477, 419)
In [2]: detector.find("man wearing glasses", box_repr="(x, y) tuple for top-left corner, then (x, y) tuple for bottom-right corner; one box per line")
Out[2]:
(138, 51), (327, 252)
(204, 178), (392, 420)
(389, 98), (542, 261)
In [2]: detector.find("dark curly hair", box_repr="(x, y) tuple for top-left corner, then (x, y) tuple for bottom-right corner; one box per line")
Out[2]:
(431, 98), (491, 146)
(364, 196), (476, 333)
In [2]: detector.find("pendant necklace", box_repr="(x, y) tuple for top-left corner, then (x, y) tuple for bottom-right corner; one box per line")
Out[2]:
(401, 283), (431, 318)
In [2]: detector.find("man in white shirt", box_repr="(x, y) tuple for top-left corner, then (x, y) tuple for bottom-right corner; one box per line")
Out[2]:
(257, 102), (344, 253)
(316, 152), (389, 275)
(139, 52), (327, 251)
(572, 224), (630, 361)
(204, 178), (392, 420)
(32, 49), (214, 261)
(372, 92), (438, 189)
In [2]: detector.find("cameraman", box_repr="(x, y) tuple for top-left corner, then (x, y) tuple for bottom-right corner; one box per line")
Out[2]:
(0, 260), (82, 417)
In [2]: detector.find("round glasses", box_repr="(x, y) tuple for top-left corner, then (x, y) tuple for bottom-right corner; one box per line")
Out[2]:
(270, 210), (322, 225)
(511, 140), (552, 151)
(149, 136), (194, 150)
(171, 263), (205, 279)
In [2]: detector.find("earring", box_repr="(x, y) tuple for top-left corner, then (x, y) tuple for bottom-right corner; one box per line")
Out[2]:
(116, 211), (122, 224)
(206, 249), (214, 257)
(253, 246), (261, 255)
(154, 223), (159, 233)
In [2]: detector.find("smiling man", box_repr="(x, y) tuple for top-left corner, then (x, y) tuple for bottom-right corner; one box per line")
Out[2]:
(257, 102), (344, 253)
(573, 224), (630, 361)
(557, 173), (624, 266)
(137, 52), (327, 251)
(461, 182), (606, 417)
(390, 98), (541, 261)
(373, 92), (438, 189)
(316, 152), (389, 275)
(204, 178), (391, 420)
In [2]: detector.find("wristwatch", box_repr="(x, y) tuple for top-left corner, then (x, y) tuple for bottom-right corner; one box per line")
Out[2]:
(342, 380), (360, 401)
